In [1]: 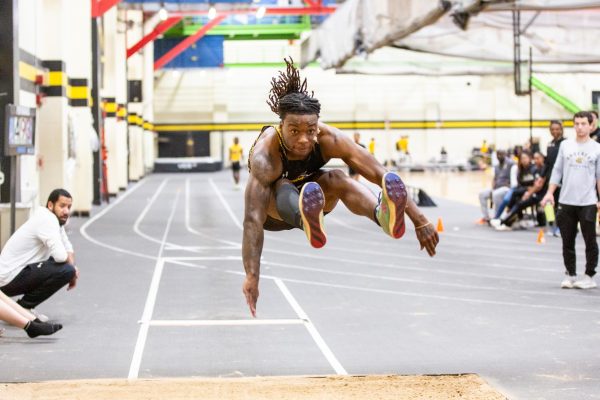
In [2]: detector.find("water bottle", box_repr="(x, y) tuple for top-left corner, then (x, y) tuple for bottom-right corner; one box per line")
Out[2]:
(544, 203), (555, 223)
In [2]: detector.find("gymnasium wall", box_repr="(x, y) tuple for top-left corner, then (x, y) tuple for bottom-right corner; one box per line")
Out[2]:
(154, 46), (600, 166)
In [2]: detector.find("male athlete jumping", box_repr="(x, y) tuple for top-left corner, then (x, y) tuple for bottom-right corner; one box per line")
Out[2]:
(242, 59), (439, 316)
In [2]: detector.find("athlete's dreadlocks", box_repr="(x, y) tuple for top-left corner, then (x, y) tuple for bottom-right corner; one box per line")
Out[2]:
(267, 57), (321, 120)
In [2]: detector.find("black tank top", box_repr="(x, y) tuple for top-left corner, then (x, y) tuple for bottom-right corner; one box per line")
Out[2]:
(249, 125), (327, 186)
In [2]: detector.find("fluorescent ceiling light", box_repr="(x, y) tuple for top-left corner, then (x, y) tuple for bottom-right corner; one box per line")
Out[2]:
(208, 6), (217, 20)
(158, 7), (168, 21)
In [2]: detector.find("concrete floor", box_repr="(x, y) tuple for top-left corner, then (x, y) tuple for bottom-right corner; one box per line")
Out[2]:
(1, 170), (599, 400)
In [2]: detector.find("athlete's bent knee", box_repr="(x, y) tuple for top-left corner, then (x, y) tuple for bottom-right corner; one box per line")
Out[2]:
(275, 182), (302, 229)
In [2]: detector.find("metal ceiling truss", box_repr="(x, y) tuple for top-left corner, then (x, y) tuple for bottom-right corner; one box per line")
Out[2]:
(127, 3), (336, 64)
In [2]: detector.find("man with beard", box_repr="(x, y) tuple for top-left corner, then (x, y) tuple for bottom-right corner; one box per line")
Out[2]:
(0, 189), (78, 321)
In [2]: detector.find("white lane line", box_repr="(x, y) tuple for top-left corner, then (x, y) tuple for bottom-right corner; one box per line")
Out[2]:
(163, 256), (242, 262)
(208, 179), (347, 375)
(167, 260), (206, 269)
(80, 180), (157, 260)
(327, 215), (567, 257)
(264, 232), (557, 273)
(265, 231), (558, 271)
(261, 247), (558, 285)
(209, 178), (243, 230)
(262, 214), (558, 267)
(254, 273), (600, 315)
(148, 319), (306, 327)
(164, 245), (240, 251)
(185, 177), (240, 247)
(185, 177), (201, 235)
(132, 179), (209, 254)
(260, 260), (587, 299)
(119, 178), (229, 255)
(80, 178), (199, 261)
(194, 180), (583, 311)
(132, 178), (169, 245)
(128, 191), (181, 380)
(274, 278), (348, 375)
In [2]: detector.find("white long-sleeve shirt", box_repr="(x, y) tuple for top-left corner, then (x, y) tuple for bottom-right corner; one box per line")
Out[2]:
(0, 208), (73, 286)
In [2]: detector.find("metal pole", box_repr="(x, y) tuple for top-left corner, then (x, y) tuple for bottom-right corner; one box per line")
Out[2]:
(91, 17), (103, 205)
(529, 47), (533, 147)
(0, 0), (19, 204)
(9, 156), (16, 234)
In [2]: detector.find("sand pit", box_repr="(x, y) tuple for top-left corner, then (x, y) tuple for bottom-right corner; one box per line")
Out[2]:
(0, 374), (507, 400)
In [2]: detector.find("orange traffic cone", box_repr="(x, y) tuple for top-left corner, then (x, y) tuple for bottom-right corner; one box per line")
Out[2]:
(436, 218), (445, 233)
(536, 229), (545, 244)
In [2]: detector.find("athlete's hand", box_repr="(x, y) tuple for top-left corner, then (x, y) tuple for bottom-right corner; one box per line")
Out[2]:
(243, 275), (259, 317)
(416, 223), (439, 257)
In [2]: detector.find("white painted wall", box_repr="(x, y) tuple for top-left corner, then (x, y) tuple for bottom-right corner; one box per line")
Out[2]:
(154, 61), (595, 165)
(66, 0), (94, 212)
(18, 0), (41, 207)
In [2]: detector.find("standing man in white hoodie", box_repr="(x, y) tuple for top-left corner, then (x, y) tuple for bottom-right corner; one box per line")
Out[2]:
(0, 189), (78, 320)
(542, 112), (600, 289)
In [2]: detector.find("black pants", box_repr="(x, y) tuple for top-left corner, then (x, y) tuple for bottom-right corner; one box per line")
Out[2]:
(502, 195), (540, 227)
(556, 204), (598, 277)
(0, 258), (76, 309)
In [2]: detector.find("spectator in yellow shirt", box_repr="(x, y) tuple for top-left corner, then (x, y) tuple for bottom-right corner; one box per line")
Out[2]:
(481, 140), (489, 155)
(368, 137), (376, 156)
(229, 137), (244, 189)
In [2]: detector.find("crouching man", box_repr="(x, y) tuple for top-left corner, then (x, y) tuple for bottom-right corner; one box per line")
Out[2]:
(0, 189), (78, 321)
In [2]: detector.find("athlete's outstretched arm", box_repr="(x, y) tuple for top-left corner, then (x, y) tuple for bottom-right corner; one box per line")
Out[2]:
(242, 155), (278, 317)
(319, 122), (439, 256)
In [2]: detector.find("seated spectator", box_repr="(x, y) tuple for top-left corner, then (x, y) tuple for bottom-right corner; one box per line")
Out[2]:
(492, 151), (543, 230)
(478, 149), (515, 223)
(492, 150), (537, 221)
(0, 291), (62, 338)
(0, 189), (79, 322)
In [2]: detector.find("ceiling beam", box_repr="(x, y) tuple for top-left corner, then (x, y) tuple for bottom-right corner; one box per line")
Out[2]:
(127, 16), (182, 58)
(171, 15), (311, 39)
(91, 0), (122, 18)
(168, 6), (336, 17)
(137, 4), (336, 67)
(154, 14), (227, 70)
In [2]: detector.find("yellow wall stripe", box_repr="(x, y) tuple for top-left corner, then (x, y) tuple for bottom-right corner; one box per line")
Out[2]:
(155, 119), (575, 132)
(19, 61), (39, 82)
(128, 115), (144, 126)
(67, 86), (89, 100)
(48, 71), (66, 86)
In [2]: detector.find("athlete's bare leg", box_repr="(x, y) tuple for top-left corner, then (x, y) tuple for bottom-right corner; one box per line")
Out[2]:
(265, 171), (378, 222)
(317, 169), (377, 220)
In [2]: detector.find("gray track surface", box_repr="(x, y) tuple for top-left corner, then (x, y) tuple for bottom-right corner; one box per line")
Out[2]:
(1, 171), (599, 400)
